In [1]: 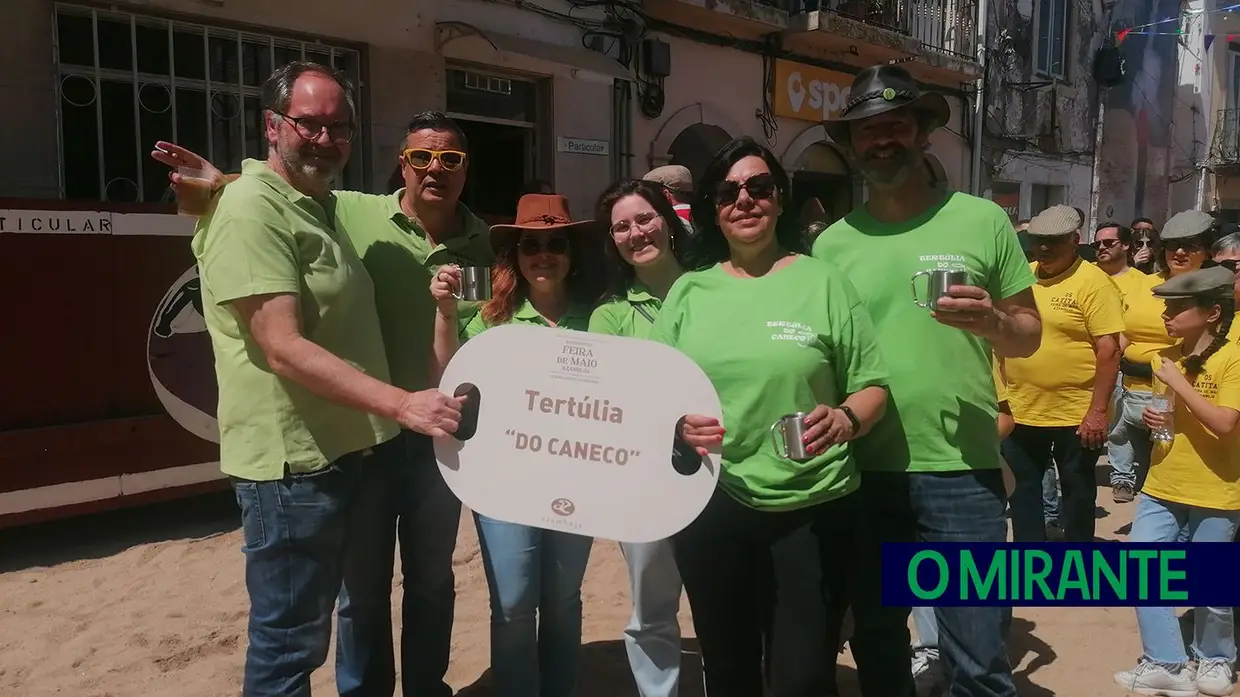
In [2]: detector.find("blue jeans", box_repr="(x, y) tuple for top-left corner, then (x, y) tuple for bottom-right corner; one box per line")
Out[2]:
(1107, 387), (1154, 488)
(854, 470), (1015, 697)
(336, 432), (460, 697)
(619, 540), (682, 697)
(1042, 466), (1060, 524)
(476, 514), (594, 697)
(1130, 494), (1240, 667)
(233, 451), (366, 697)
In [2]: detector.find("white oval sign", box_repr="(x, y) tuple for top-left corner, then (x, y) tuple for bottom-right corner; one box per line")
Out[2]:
(434, 324), (723, 543)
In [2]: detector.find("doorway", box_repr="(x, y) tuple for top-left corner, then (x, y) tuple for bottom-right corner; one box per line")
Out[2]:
(456, 118), (534, 226)
(790, 142), (854, 230)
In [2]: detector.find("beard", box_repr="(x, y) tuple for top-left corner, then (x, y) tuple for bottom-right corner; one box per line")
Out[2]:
(277, 141), (345, 187)
(856, 145), (920, 190)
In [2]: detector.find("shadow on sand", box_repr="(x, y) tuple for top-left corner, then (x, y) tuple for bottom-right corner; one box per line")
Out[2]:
(0, 490), (239, 573)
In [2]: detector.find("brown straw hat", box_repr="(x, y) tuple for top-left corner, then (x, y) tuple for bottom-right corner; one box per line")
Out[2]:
(489, 194), (599, 249)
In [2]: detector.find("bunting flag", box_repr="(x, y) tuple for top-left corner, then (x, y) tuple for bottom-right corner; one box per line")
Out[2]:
(1116, 3), (1240, 42)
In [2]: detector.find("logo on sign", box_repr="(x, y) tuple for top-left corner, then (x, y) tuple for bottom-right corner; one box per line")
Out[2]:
(551, 498), (576, 516)
(788, 72), (807, 113)
(776, 60), (853, 123)
(147, 266), (219, 443)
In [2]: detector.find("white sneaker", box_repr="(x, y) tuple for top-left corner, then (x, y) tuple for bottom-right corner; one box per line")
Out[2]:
(911, 648), (942, 697)
(1196, 659), (1236, 696)
(1113, 660), (1197, 696)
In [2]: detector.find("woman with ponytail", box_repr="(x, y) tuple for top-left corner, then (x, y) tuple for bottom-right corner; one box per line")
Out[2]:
(1114, 265), (1240, 697)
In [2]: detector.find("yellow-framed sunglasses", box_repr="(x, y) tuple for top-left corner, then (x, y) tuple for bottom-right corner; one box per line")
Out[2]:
(402, 148), (467, 171)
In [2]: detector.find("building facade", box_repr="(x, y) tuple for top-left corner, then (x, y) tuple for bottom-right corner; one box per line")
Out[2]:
(635, 0), (981, 228)
(0, 0), (633, 524)
(981, 0), (1105, 230)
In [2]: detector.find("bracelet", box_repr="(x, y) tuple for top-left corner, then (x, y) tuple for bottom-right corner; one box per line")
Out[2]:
(838, 405), (861, 436)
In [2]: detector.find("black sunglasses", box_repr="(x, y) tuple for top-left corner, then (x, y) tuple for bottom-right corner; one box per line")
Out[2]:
(518, 236), (570, 256)
(714, 173), (777, 206)
(1090, 238), (1121, 250)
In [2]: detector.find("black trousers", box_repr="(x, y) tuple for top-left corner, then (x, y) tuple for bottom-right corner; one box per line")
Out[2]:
(1002, 424), (1101, 542)
(672, 486), (863, 697)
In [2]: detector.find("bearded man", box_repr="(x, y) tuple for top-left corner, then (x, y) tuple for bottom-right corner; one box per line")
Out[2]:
(812, 64), (1042, 697)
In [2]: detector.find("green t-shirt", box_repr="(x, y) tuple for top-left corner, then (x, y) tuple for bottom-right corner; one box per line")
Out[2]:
(648, 256), (889, 510)
(334, 189), (494, 392)
(812, 190), (1036, 473)
(587, 284), (662, 339)
(462, 298), (592, 340)
(192, 159), (399, 481)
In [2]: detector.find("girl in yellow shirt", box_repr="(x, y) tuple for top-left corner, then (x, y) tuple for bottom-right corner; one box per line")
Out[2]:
(1115, 266), (1240, 697)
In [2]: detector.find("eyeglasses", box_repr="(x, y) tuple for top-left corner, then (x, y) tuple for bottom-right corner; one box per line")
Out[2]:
(402, 148), (467, 171)
(610, 211), (663, 239)
(1090, 238), (1121, 250)
(714, 173), (776, 206)
(518, 236), (570, 256)
(275, 112), (356, 144)
(1133, 239), (1154, 248)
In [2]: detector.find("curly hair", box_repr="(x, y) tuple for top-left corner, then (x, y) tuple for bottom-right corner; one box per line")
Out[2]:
(480, 228), (607, 326)
(594, 179), (690, 301)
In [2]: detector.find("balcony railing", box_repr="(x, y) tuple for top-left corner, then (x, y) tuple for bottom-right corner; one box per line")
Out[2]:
(761, 0), (979, 60)
(1211, 109), (1240, 165)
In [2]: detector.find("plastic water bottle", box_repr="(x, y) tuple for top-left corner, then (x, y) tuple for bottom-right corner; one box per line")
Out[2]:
(1150, 357), (1175, 442)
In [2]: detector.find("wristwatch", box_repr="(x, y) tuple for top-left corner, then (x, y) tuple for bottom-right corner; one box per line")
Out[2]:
(838, 405), (861, 437)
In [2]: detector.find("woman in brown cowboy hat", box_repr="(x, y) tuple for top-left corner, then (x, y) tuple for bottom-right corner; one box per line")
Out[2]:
(429, 193), (605, 697)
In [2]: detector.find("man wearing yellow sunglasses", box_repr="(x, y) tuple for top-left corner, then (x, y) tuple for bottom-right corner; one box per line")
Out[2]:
(152, 109), (493, 697)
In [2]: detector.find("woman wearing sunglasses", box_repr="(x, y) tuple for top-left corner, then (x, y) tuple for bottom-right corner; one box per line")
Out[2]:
(430, 193), (605, 697)
(589, 178), (692, 697)
(648, 137), (889, 697)
(1106, 212), (1213, 505)
(1131, 217), (1162, 274)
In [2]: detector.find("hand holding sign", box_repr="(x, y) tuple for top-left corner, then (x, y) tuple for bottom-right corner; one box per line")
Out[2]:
(434, 324), (723, 543)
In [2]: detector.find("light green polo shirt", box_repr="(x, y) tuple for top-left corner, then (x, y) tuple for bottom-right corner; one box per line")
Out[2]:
(587, 284), (662, 339)
(462, 299), (592, 340)
(193, 159), (399, 481)
(334, 189), (494, 392)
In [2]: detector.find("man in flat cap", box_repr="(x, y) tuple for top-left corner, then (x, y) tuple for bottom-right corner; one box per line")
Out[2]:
(813, 63), (1042, 697)
(1001, 204), (1125, 543)
(643, 164), (695, 237)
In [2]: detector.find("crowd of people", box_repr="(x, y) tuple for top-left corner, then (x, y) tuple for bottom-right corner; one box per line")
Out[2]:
(148, 57), (1240, 697)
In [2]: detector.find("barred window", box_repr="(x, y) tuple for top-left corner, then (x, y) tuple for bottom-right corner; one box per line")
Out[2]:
(54, 3), (364, 203)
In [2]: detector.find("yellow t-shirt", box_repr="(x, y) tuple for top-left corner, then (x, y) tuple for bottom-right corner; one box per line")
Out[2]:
(1121, 271), (1177, 391)
(993, 358), (1008, 403)
(1005, 258), (1127, 426)
(1107, 266), (1152, 303)
(1229, 320), (1239, 343)
(1144, 342), (1240, 510)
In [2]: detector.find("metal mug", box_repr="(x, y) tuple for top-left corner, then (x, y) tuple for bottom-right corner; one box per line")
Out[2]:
(454, 266), (493, 302)
(769, 412), (812, 461)
(911, 269), (969, 311)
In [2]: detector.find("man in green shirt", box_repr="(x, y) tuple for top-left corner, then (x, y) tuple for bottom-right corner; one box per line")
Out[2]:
(813, 65), (1042, 697)
(333, 112), (494, 697)
(193, 64), (466, 697)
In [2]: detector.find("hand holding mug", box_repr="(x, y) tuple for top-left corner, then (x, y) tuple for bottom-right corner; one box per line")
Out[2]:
(931, 284), (1001, 338)
(431, 265), (462, 315)
(801, 404), (856, 453)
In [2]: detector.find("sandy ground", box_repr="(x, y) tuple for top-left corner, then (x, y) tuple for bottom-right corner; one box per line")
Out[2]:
(0, 480), (1145, 697)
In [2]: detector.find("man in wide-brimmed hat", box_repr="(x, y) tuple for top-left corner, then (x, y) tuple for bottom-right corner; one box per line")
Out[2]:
(813, 64), (1043, 697)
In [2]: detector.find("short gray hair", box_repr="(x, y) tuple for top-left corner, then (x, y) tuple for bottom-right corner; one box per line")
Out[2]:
(1213, 232), (1240, 256)
(260, 61), (357, 123)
